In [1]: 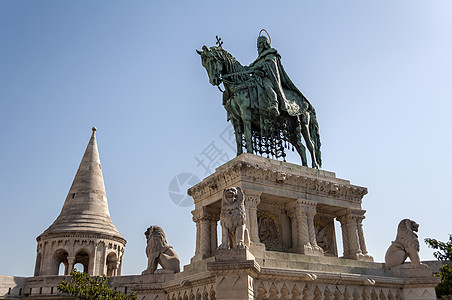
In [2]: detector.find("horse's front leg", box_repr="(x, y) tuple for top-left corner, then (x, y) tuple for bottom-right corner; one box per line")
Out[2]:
(230, 118), (243, 156)
(240, 94), (253, 154)
(243, 116), (253, 153)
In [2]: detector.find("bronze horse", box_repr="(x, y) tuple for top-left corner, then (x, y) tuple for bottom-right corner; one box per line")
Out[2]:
(197, 45), (321, 168)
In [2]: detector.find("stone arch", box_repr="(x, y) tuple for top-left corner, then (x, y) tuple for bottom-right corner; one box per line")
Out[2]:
(291, 285), (302, 300)
(74, 249), (90, 273)
(352, 288), (361, 300)
(106, 252), (119, 276)
(387, 290), (394, 300)
(280, 284), (291, 299)
(302, 286), (313, 300)
(324, 287), (333, 300)
(256, 282), (267, 299)
(53, 249), (69, 275)
(314, 287), (323, 300)
(210, 290), (216, 300)
(379, 290), (387, 300)
(343, 288), (352, 300)
(362, 289), (370, 300)
(334, 288), (343, 300)
(269, 282), (279, 298)
(371, 289), (378, 300)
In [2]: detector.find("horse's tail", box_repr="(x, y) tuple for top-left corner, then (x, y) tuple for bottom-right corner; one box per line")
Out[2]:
(309, 108), (322, 168)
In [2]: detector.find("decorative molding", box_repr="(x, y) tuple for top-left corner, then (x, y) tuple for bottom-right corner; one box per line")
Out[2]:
(207, 260), (260, 276)
(37, 232), (126, 245)
(188, 162), (367, 203)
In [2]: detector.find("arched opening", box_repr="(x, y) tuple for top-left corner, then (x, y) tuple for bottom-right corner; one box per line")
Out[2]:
(34, 253), (42, 276)
(74, 250), (89, 274)
(53, 249), (69, 275)
(74, 263), (84, 272)
(106, 252), (118, 276)
(58, 262), (66, 275)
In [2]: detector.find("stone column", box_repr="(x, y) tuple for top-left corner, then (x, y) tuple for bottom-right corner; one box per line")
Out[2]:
(337, 214), (351, 258)
(200, 217), (211, 256)
(192, 207), (216, 261)
(337, 212), (360, 259)
(306, 203), (323, 254)
(118, 250), (124, 276)
(354, 210), (373, 261)
(194, 218), (201, 259)
(287, 200), (309, 253)
(90, 242), (98, 275)
(337, 209), (372, 261)
(67, 256), (75, 274)
(287, 199), (323, 256)
(97, 242), (106, 275)
(43, 240), (55, 275)
(287, 204), (300, 251)
(298, 205), (311, 250)
(210, 218), (218, 256)
(243, 190), (262, 243)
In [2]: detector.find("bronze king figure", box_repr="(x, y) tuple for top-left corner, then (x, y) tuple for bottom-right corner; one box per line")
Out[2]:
(197, 30), (321, 168)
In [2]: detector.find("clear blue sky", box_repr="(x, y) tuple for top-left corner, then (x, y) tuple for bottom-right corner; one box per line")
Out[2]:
(1, 1), (451, 276)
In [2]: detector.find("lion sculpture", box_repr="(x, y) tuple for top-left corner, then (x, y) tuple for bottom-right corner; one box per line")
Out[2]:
(142, 225), (180, 275)
(384, 219), (427, 269)
(219, 187), (250, 250)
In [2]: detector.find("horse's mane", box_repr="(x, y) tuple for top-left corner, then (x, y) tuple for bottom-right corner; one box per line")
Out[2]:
(210, 47), (248, 83)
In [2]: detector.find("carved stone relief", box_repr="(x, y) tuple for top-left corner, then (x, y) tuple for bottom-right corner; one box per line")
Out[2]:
(314, 215), (337, 257)
(257, 210), (281, 251)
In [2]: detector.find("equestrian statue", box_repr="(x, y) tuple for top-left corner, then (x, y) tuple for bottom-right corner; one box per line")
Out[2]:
(197, 31), (322, 168)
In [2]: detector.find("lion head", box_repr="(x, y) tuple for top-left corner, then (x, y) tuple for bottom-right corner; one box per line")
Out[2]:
(145, 225), (169, 255)
(395, 219), (420, 251)
(222, 187), (243, 207)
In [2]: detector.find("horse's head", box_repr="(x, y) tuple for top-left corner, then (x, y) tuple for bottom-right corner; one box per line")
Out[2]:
(197, 45), (223, 86)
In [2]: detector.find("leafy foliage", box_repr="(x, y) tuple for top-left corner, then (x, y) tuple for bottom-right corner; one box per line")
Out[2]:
(425, 235), (452, 298)
(57, 269), (136, 300)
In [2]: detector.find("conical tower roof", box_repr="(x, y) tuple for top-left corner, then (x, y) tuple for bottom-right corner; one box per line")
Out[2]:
(38, 127), (125, 243)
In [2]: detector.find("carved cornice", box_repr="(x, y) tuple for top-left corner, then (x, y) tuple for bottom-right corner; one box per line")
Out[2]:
(187, 161), (367, 203)
(207, 260), (260, 276)
(257, 267), (416, 287)
(36, 232), (126, 245)
(192, 207), (219, 222)
(162, 271), (215, 292)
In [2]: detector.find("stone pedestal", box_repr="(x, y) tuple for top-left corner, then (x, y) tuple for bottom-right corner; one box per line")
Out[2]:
(188, 153), (373, 262)
(207, 248), (260, 300)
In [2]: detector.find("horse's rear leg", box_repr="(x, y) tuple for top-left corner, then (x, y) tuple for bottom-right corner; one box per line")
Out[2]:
(293, 138), (308, 167)
(300, 124), (319, 169)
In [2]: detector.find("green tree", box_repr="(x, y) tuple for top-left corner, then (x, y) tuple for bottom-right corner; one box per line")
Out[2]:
(57, 269), (136, 300)
(425, 234), (452, 298)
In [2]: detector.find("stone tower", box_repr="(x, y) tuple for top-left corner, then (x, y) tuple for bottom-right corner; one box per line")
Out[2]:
(34, 127), (126, 277)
